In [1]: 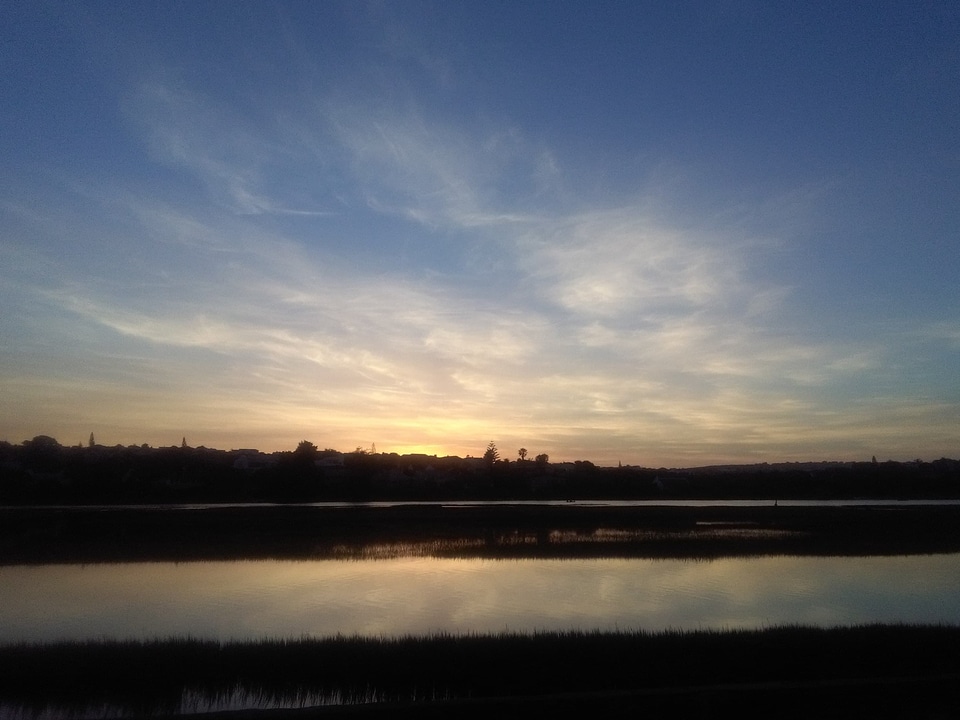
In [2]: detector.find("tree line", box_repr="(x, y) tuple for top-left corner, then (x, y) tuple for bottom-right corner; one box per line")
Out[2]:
(1, 435), (958, 504)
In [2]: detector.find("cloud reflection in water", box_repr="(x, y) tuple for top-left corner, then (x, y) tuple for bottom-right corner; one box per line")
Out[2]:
(1, 554), (958, 643)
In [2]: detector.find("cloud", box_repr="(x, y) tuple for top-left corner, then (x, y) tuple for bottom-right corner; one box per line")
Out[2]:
(126, 81), (336, 217)
(14, 145), (924, 463)
(327, 102), (549, 231)
(918, 321), (960, 349)
(5, 46), (958, 465)
(518, 210), (740, 318)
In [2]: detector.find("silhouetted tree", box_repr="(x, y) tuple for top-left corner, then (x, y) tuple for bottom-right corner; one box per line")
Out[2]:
(88, 432), (95, 448)
(23, 435), (62, 473)
(535, 453), (549, 464)
(483, 442), (499, 466)
(27, 435), (60, 450)
(295, 440), (319, 462)
(518, 448), (528, 461)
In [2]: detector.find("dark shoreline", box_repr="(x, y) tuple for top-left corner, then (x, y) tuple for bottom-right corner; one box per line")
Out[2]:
(3, 502), (960, 564)
(2, 626), (959, 719)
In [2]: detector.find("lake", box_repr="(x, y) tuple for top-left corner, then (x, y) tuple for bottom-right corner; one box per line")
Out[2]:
(3, 553), (959, 643)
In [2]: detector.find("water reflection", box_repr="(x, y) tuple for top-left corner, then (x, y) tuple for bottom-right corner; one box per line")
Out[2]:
(2, 554), (958, 643)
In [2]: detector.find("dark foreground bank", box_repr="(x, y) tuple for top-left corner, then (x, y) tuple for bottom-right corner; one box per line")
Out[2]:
(1, 626), (959, 719)
(3, 502), (960, 563)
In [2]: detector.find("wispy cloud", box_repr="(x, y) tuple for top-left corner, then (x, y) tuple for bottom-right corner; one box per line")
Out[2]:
(328, 103), (549, 230)
(127, 81), (336, 217)
(4, 22), (957, 466)
(12, 117), (925, 462)
(516, 208), (746, 318)
(918, 321), (960, 349)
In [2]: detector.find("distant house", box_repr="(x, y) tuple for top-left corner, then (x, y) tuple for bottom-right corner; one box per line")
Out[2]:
(232, 452), (276, 471)
(315, 453), (344, 468)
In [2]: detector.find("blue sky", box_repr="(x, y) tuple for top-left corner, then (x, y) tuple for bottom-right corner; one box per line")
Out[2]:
(2, 1), (958, 465)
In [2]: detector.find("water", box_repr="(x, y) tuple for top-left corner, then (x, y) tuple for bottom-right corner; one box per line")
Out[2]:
(3, 553), (958, 643)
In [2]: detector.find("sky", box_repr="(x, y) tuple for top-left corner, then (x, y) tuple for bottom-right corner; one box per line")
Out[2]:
(1, 1), (958, 467)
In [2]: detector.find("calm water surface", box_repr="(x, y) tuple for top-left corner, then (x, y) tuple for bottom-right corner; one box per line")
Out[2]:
(3, 554), (959, 642)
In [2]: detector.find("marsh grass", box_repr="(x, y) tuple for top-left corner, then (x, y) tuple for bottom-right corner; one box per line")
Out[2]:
(1, 625), (959, 717)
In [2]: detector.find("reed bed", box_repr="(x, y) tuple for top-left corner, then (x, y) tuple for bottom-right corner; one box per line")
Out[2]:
(1, 625), (959, 718)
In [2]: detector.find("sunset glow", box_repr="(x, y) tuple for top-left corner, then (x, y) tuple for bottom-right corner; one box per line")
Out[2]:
(2, 3), (958, 466)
